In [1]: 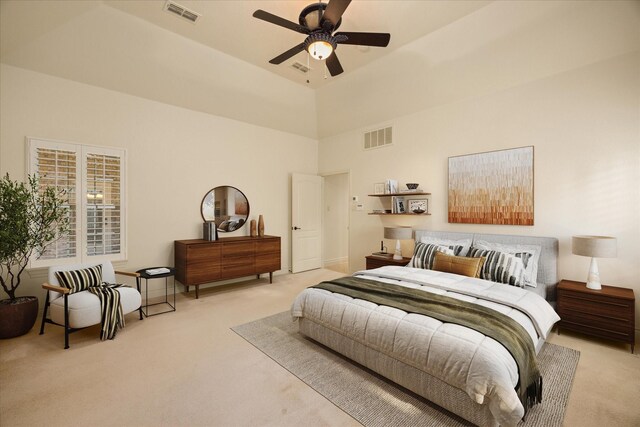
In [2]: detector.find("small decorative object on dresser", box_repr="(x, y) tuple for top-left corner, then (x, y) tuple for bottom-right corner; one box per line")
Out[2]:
(557, 279), (635, 353)
(203, 221), (218, 241)
(250, 220), (257, 237)
(571, 235), (617, 290)
(258, 215), (265, 237)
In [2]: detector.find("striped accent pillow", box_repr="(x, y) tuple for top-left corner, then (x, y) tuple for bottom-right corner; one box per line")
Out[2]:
(408, 242), (456, 270)
(55, 265), (103, 294)
(468, 248), (526, 287)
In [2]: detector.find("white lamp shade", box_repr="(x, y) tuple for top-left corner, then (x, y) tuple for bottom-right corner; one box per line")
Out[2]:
(572, 235), (617, 258)
(384, 227), (412, 240)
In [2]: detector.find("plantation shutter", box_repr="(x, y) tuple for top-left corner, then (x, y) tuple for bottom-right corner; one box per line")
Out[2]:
(29, 140), (81, 265)
(27, 138), (126, 267)
(84, 152), (123, 258)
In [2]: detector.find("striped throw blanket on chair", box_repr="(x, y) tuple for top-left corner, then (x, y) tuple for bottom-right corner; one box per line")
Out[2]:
(88, 283), (126, 340)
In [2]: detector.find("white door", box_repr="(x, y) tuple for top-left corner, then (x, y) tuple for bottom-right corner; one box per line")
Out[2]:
(291, 173), (322, 273)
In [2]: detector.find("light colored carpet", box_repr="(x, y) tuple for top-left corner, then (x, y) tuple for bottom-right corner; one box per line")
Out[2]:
(233, 311), (580, 427)
(1, 268), (638, 426)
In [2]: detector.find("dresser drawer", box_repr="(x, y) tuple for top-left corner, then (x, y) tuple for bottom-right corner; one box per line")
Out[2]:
(256, 239), (280, 254)
(222, 241), (255, 258)
(559, 318), (634, 343)
(256, 253), (280, 272)
(187, 244), (221, 263)
(221, 259), (255, 279)
(558, 309), (633, 334)
(187, 261), (221, 284)
(558, 290), (633, 320)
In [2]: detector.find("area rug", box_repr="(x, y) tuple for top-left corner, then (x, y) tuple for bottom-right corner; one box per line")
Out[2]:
(232, 311), (580, 427)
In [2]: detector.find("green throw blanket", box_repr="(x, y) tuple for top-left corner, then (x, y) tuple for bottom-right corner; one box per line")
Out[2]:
(312, 276), (542, 414)
(88, 283), (126, 340)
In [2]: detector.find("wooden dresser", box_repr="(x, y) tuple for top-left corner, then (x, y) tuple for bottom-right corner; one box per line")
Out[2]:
(174, 235), (281, 299)
(557, 279), (635, 353)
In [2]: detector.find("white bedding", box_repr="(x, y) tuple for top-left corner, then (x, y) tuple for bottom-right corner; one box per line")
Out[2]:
(291, 266), (560, 426)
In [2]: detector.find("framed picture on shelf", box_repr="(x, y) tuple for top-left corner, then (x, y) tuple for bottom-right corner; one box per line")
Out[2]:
(408, 199), (428, 214)
(373, 183), (385, 195)
(392, 196), (406, 213)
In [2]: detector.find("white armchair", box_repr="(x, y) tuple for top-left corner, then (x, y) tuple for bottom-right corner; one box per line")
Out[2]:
(39, 261), (142, 349)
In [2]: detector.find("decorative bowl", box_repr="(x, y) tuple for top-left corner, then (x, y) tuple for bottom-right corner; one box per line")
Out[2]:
(406, 183), (419, 190)
(412, 208), (426, 214)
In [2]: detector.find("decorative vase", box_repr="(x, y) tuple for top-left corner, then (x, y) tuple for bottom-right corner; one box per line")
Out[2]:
(0, 296), (39, 339)
(258, 215), (265, 237)
(250, 220), (257, 237)
(203, 221), (217, 241)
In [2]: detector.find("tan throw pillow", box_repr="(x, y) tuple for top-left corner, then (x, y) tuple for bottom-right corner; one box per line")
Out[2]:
(432, 252), (485, 278)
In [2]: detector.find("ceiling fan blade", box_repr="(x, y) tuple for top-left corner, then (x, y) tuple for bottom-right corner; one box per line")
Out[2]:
(269, 44), (305, 65)
(334, 32), (391, 47)
(322, 0), (351, 28)
(253, 10), (309, 35)
(325, 52), (344, 76)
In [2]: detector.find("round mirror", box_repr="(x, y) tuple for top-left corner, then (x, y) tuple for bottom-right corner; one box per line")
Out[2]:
(201, 186), (250, 232)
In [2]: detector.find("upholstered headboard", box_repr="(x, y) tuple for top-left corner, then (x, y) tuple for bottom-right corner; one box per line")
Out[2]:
(413, 230), (559, 303)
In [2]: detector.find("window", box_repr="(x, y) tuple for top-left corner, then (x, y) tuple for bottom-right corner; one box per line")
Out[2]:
(27, 138), (126, 267)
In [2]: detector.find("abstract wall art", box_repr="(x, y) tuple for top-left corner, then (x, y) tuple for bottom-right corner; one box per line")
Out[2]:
(448, 146), (534, 225)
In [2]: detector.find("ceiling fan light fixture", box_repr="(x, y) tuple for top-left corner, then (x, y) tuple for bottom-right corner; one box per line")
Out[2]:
(304, 33), (336, 61)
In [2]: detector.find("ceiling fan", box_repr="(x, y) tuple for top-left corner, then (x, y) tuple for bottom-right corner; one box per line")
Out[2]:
(252, 0), (391, 77)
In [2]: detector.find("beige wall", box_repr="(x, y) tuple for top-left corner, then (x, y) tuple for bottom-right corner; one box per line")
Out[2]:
(322, 173), (350, 267)
(317, 1), (640, 328)
(0, 64), (318, 298)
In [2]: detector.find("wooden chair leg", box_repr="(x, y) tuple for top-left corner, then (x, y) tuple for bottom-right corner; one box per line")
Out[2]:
(39, 292), (50, 335)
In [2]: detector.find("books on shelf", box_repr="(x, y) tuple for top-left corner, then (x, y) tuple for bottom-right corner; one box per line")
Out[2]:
(391, 196), (406, 213)
(384, 179), (398, 194)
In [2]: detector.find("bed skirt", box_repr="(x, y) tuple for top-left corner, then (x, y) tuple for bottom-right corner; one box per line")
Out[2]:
(299, 317), (500, 427)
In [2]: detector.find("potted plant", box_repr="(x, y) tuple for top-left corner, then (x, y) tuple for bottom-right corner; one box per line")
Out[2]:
(0, 173), (69, 339)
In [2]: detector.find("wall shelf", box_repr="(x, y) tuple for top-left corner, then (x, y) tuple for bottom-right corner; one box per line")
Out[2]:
(368, 192), (431, 197)
(368, 212), (431, 216)
(368, 190), (431, 215)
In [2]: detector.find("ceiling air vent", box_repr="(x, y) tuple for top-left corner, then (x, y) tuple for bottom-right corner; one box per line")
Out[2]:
(164, 1), (200, 23)
(291, 61), (311, 74)
(364, 126), (393, 150)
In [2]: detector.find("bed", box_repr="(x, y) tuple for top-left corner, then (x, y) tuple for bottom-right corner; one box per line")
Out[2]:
(291, 231), (561, 427)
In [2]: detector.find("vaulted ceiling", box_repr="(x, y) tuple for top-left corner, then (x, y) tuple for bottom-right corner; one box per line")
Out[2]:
(1, 0), (491, 89)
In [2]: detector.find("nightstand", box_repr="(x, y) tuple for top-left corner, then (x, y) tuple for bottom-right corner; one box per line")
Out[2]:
(557, 279), (635, 353)
(365, 255), (411, 270)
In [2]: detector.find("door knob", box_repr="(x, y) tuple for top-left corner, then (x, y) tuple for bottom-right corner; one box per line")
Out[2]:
(292, 226), (301, 230)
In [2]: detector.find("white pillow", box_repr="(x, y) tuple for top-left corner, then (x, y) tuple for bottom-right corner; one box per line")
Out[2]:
(472, 240), (541, 288)
(418, 236), (472, 257)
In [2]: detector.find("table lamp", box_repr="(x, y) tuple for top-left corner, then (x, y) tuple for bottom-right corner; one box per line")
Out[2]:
(384, 227), (413, 260)
(571, 235), (617, 290)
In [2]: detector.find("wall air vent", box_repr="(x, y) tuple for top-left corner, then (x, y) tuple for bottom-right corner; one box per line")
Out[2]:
(164, 1), (200, 23)
(364, 126), (393, 150)
(291, 61), (311, 74)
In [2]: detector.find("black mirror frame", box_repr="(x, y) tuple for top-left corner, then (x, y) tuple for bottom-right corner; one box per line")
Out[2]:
(200, 185), (250, 232)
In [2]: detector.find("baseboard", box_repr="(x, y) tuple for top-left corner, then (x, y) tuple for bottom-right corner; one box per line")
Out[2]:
(323, 257), (348, 268)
